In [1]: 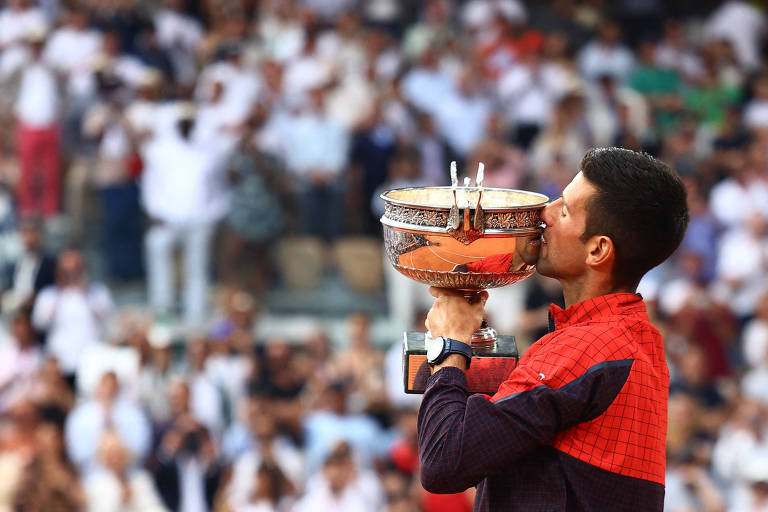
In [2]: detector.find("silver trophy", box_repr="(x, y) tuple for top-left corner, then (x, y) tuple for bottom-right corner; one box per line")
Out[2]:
(380, 162), (548, 393)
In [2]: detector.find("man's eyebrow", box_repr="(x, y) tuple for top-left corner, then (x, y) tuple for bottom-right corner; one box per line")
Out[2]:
(560, 195), (569, 210)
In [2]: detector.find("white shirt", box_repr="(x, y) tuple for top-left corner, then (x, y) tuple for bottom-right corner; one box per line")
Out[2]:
(433, 91), (491, 157)
(713, 228), (768, 317)
(655, 44), (703, 81)
(578, 41), (635, 81)
(154, 8), (202, 53)
(0, 343), (42, 411)
(705, 1), (766, 70)
(188, 372), (224, 435)
(498, 62), (570, 126)
(400, 67), (455, 114)
(15, 61), (59, 127)
(204, 354), (249, 416)
(742, 366), (768, 405)
(256, 16), (304, 63)
(227, 443), (304, 509)
(192, 101), (241, 155)
(709, 178), (768, 228)
(297, 470), (383, 512)
(324, 72), (375, 130)
(140, 130), (228, 224)
(32, 284), (114, 374)
(179, 456), (208, 512)
(84, 468), (168, 512)
(744, 100), (768, 129)
(197, 61), (260, 124)
(125, 100), (179, 143)
(43, 26), (102, 97)
(65, 397), (152, 471)
(0, 6), (47, 49)
(744, 319), (768, 370)
(12, 252), (40, 303)
(283, 54), (334, 98)
(279, 111), (349, 177)
(154, 9), (202, 85)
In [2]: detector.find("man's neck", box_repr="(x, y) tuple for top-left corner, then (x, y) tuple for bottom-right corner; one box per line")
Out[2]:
(561, 277), (633, 309)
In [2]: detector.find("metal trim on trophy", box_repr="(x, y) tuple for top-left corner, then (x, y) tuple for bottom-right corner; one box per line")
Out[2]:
(381, 162), (549, 394)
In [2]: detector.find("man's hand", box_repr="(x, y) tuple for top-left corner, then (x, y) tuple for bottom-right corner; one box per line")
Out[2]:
(425, 287), (487, 344)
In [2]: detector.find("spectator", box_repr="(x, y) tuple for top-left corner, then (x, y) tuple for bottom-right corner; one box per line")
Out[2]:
(302, 379), (384, 475)
(0, 310), (42, 412)
(744, 294), (768, 370)
(1, 215), (55, 312)
(433, 65), (492, 160)
(400, 45), (454, 116)
(577, 19), (634, 82)
(224, 400), (302, 509)
(148, 412), (222, 512)
(83, 430), (167, 512)
(81, 81), (144, 280)
(239, 460), (295, 512)
(278, 86), (349, 240)
(497, 45), (571, 149)
(27, 357), (74, 422)
(712, 211), (768, 321)
(218, 110), (288, 292)
(43, 3), (103, 157)
(704, 0), (766, 71)
(181, 338), (224, 435)
(330, 312), (386, 413)
(655, 18), (703, 83)
(65, 371), (151, 473)
(141, 105), (228, 326)
(12, 420), (86, 512)
(32, 249), (114, 381)
(153, 0), (203, 87)
(138, 324), (176, 424)
(350, 102), (398, 233)
(0, 0), (47, 52)
(293, 441), (383, 512)
(204, 321), (251, 423)
(12, 28), (62, 218)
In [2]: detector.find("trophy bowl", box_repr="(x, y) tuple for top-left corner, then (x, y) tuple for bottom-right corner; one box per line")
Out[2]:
(381, 186), (548, 289)
(380, 183), (549, 393)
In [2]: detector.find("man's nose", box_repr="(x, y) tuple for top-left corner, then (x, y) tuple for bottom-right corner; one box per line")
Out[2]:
(541, 201), (555, 226)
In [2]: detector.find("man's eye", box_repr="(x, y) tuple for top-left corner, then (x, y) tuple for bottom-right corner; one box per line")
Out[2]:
(560, 209), (566, 217)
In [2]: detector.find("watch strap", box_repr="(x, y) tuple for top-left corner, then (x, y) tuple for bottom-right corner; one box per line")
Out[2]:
(439, 337), (473, 368)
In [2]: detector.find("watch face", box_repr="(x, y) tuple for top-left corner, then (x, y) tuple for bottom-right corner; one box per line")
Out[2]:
(427, 336), (445, 362)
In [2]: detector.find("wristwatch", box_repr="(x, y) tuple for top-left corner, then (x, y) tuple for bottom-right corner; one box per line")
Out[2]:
(427, 336), (473, 368)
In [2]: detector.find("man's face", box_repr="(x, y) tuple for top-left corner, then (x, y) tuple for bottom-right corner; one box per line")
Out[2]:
(20, 225), (40, 251)
(537, 172), (596, 280)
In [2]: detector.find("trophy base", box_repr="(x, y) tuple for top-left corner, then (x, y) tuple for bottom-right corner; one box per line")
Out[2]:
(403, 332), (519, 394)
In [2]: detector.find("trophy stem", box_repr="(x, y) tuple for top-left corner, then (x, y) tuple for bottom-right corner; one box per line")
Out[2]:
(461, 290), (498, 349)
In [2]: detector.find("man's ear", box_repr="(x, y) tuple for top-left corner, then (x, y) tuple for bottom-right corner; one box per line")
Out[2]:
(585, 235), (614, 270)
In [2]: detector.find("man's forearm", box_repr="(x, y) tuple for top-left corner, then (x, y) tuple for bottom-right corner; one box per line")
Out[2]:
(418, 367), (481, 493)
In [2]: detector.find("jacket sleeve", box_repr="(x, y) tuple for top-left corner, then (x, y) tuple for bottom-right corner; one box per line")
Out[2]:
(418, 359), (633, 493)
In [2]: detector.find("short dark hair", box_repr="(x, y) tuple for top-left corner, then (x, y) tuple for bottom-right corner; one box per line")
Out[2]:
(579, 147), (689, 289)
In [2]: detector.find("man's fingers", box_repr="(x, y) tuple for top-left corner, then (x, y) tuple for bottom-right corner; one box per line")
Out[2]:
(430, 286), (487, 301)
(429, 286), (460, 298)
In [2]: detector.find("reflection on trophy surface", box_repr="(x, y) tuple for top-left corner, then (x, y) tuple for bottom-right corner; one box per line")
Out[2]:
(380, 162), (549, 393)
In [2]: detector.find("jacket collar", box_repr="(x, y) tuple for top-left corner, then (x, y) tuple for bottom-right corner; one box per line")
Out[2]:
(548, 293), (646, 331)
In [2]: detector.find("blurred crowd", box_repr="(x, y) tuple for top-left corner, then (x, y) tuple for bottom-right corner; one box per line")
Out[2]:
(0, 0), (768, 510)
